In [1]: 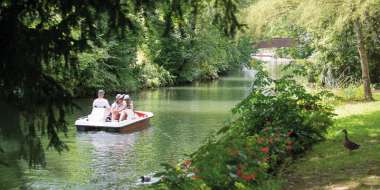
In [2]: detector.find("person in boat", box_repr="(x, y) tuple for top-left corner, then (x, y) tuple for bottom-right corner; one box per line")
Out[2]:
(92, 89), (110, 109)
(124, 94), (134, 110)
(119, 94), (135, 121)
(111, 94), (126, 121)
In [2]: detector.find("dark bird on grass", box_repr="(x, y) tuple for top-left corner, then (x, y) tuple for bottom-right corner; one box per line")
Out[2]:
(140, 176), (151, 183)
(342, 129), (360, 152)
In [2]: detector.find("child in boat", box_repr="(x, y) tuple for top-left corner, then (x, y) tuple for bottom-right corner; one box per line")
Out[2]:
(92, 89), (110, 109)
(111, 94), (126, 121)
(119, 94), (135, 121)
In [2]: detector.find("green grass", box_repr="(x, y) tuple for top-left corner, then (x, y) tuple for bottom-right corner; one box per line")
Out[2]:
(276, 100), (380, 190)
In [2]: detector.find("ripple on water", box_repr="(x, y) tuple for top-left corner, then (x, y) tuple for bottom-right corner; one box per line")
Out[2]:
(12, 70), (255, 189)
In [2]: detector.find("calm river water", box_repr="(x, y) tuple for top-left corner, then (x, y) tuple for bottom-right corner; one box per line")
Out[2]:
(3, 70), (254, 190)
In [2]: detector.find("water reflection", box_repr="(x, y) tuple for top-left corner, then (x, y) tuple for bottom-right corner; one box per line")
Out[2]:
(2, 70), (254, 189)
(79, 132), (141, 189)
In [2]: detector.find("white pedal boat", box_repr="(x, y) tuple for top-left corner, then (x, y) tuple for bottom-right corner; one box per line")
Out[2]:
(75, 108), (154, 133)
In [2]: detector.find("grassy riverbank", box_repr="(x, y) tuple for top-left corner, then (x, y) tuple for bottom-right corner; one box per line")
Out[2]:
(275, 96), (380, 190)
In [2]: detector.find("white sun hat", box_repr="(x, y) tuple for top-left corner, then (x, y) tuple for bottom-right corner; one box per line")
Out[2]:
(123, 94), (130, 100)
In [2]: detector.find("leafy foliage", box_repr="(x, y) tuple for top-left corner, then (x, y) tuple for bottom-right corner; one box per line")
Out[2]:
(0, 0), (249, 167)
(244, 0), (380, 99)
(155, 62), (335, 189)
(141, 2), (252, 83)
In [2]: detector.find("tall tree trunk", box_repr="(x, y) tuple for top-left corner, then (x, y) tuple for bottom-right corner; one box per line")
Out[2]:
(354, 19), (373, 101)
(190, 0), (198, 32)
(189, 0), (198, 48)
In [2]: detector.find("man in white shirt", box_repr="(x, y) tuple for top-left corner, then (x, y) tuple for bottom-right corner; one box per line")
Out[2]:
(92, 90), (110, 109)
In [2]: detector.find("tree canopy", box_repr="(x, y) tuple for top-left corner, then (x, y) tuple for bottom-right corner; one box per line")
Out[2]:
(244, 0), (380, 100)
(0, 0), (251, 166)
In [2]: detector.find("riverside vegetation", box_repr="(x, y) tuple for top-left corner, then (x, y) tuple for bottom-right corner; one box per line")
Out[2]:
(150, 64), (380, 190)
(151, 63), (335, 190)
(2, 1), (380, 189)
(0, 0), (253, 167)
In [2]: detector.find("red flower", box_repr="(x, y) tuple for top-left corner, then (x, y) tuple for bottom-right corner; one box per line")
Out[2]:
(242, 173), (256, 181)
(185, 159), (192, 165)
(236, 164), (243, 177)
(229, 149), (240, 156)
(260, 147), (269, 153)
(237, 168), (242, 177)
(287, 141), (293, 145)
(191, 175), (202, 180)
(237, 164), (257, 181)
(288, 131), (294, 136)
(182, 160), (192, 169)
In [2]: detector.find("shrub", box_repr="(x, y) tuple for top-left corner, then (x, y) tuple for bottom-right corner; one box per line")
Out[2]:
(154, 62), (335, 189)
(333, 84), (364, 101)
(137, 62), (174, 88)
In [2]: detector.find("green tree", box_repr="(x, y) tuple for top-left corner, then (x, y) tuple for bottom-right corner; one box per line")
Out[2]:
(244, 0), (380, 100)
(0, 0), (245, 167)
(295, 0), (378, 100)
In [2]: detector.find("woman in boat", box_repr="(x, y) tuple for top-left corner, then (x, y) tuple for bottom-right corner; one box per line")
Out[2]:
(92, 89), (110, 109)
(111, 94), (126, 121)
(119, 94), (135, 121)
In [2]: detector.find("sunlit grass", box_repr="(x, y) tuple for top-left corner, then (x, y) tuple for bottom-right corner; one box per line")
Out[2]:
(277, 98), (380, 190)
(334, 100), (380, 119)
(306, 85), (380, 107)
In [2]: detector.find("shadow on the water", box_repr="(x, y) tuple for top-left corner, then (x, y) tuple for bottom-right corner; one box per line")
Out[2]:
(0, 69), (258, 189)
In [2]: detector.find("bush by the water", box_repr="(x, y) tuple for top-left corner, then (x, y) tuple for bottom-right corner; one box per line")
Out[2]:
(154, 63), (335, 190)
